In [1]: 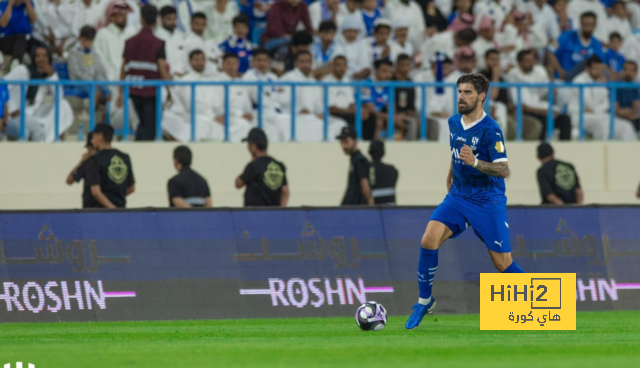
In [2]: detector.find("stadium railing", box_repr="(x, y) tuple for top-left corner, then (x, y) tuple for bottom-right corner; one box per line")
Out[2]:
(1, 79), (638, 142)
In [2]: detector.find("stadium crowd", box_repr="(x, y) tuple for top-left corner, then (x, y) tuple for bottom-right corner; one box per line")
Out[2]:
(2, 0), (640, 142)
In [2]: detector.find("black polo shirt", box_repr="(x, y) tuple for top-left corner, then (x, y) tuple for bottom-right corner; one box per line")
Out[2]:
(85, 149), (135, 208)
(370, 160), (399, 204)
(537, 159), (580, 204)
(167, 166), (211, 207)
(72, 159), (93, 208)
(240, 156), (288, 207)
(341, 150), (371, 205)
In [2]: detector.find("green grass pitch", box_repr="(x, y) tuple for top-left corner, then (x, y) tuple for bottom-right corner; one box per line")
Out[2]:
(1, 311), (639, 367)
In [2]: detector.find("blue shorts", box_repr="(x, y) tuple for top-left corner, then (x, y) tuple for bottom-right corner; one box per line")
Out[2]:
(429, 194), (511, 253)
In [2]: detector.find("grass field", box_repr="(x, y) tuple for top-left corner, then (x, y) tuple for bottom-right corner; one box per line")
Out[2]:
(1, 311), (639, 368)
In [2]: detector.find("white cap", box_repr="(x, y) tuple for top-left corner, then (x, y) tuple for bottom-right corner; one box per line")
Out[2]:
(374, 18), (392, 29)
(341, 16), (362, 31)
(392, 18), (410, 30)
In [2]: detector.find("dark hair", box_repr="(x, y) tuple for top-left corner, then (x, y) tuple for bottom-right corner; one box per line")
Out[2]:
(537, 142), (554, 159)
(333, 55), (347, 63)
(610, 32), (622, 41)
(192, 12), (207, 21)
(86, 132), (94, 148)
(159, 5), (177, 17)
(581, 11), (597, 21)
(374, 23), (391, 33)
(189, 49), (204, 60)
(516, 48), (532, 62)
(232, 14), (249, 26)
(374, 58), (393, 69)
(79, 26), (97, 40)
(396, 53), (411, 64)
(369, 140), (385, 161)
(455, 28), (477, 44)
(93, 123), (114, 143)
(624, 60), (638, 71)
(291, 31), (313, 46)
(254, 139), (267, 151)
(173, 145), (192, 167)
(252, 47), (269, 59)
(456, 73), (490, 103)
(586, 55), (603, 68)
(141, 4), (158, 26)
(295, 50), (312, 61)
(484, 48), (499, 59)
(223, 52), (239, 61)
(319, 20), (337, 33)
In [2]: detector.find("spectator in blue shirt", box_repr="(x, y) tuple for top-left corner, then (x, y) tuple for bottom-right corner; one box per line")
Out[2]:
(606, 32), (625, 78)
(361, 0), (382, 37)
(0, 0), (37, 74)
(615, 60), (640, 132)
(362, 59), (399, 140)
(311, 20), (338, 79)
(554, 11), (605, 80)
(219, 15), (254, 75)
(0, 82), (8, 132)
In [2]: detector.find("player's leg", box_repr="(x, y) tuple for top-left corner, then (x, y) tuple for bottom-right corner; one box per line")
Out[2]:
(406, 196), (467, 330)
(467, 202), (525, 273)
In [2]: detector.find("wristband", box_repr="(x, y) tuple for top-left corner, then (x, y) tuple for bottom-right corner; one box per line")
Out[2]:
(473, 158), (478, 168)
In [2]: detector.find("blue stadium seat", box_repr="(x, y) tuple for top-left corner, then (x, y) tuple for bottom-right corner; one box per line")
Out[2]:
(52, 62), (89, 99)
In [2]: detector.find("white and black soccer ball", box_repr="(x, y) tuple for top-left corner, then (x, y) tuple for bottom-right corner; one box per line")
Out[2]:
(355, 301), (387, 331)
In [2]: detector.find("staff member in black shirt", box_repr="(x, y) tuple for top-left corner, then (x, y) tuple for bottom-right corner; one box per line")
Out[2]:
(536, 142), (583, 205)
(168, 145), (212, 207)
(85, 124), (136, 208)
(235, 128), (289, 207)
(66, 132), (97, 208)
(338, 126), (373, 205)
(369, 140), (398, 205)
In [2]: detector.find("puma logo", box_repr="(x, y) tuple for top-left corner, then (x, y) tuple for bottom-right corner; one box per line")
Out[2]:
(494, 240), (503, 247)
(417, 272), (427, 282)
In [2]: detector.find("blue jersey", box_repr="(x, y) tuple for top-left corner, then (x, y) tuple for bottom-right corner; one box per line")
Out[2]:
(0, 0), (34, 37)
(362, 9), (381, 37)
(0, 84), (8, 119)
(605, 49), (625, 73)
(554, 31), (604, 72)
(362, 80), (389, 112)
(449, 112), (507, 203)
(218, 36), (253, 74)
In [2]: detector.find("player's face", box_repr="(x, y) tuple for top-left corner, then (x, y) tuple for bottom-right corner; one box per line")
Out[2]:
(375, 64), (392, 81)
(162, 14), (177, 32)
(233, 23), (249, 39)
(296, 54), (313, 75)
(457, 83), (482, 115)
(191, 18), (207, 36)
(190, 53), (206, 73)
(580, 17), (596, 38)
(340, 137), (357, 154)
(252, 53), (270, 73)
(343, 29), (359, 43)
(622, 62), (638, 81)
(333, 58), (348, 78)
(587, 62), (604, 80)
(374, 27), (390, 44)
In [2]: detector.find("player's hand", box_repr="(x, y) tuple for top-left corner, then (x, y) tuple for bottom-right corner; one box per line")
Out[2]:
(459, 145), (476, 166)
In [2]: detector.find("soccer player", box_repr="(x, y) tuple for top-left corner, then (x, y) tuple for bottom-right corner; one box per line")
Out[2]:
(405, 73), (524, 330)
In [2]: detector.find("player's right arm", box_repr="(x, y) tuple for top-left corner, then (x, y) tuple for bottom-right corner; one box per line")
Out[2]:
(446, 159), (453, 192)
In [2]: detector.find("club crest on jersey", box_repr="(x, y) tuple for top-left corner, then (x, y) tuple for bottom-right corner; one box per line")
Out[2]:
(494, 141), (505, 153)
(471, 136), (479, 150)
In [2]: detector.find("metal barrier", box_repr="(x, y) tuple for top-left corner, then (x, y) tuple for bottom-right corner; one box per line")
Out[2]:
(1, 79), (639, 142)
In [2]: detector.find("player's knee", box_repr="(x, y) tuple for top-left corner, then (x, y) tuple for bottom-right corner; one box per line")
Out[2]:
(421, 233), (440, 250)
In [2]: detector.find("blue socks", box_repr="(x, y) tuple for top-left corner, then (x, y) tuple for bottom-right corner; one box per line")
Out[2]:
(417, 247), (438, 299)
(502, 261), (525, 273)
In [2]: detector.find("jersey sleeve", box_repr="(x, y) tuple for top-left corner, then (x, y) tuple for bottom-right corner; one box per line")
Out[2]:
(168, 178), (184, 199)
(240, 162), (258, 184)
(84, 158), (100, 187)
(537, 168), (554, 199)
(126, 156), (135, 187)
(354, 159), (369, 181)
(486, 127), (507, 163)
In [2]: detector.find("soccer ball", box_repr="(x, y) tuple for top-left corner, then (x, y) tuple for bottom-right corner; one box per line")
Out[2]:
(355, 301), (387, 331)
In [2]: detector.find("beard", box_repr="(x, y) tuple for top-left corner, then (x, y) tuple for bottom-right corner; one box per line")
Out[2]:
(458, 98), (479, 115)
(581, 30), (593, 39)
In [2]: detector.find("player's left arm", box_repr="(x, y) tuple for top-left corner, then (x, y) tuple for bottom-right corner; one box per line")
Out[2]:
(459, 131), (509, 178)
